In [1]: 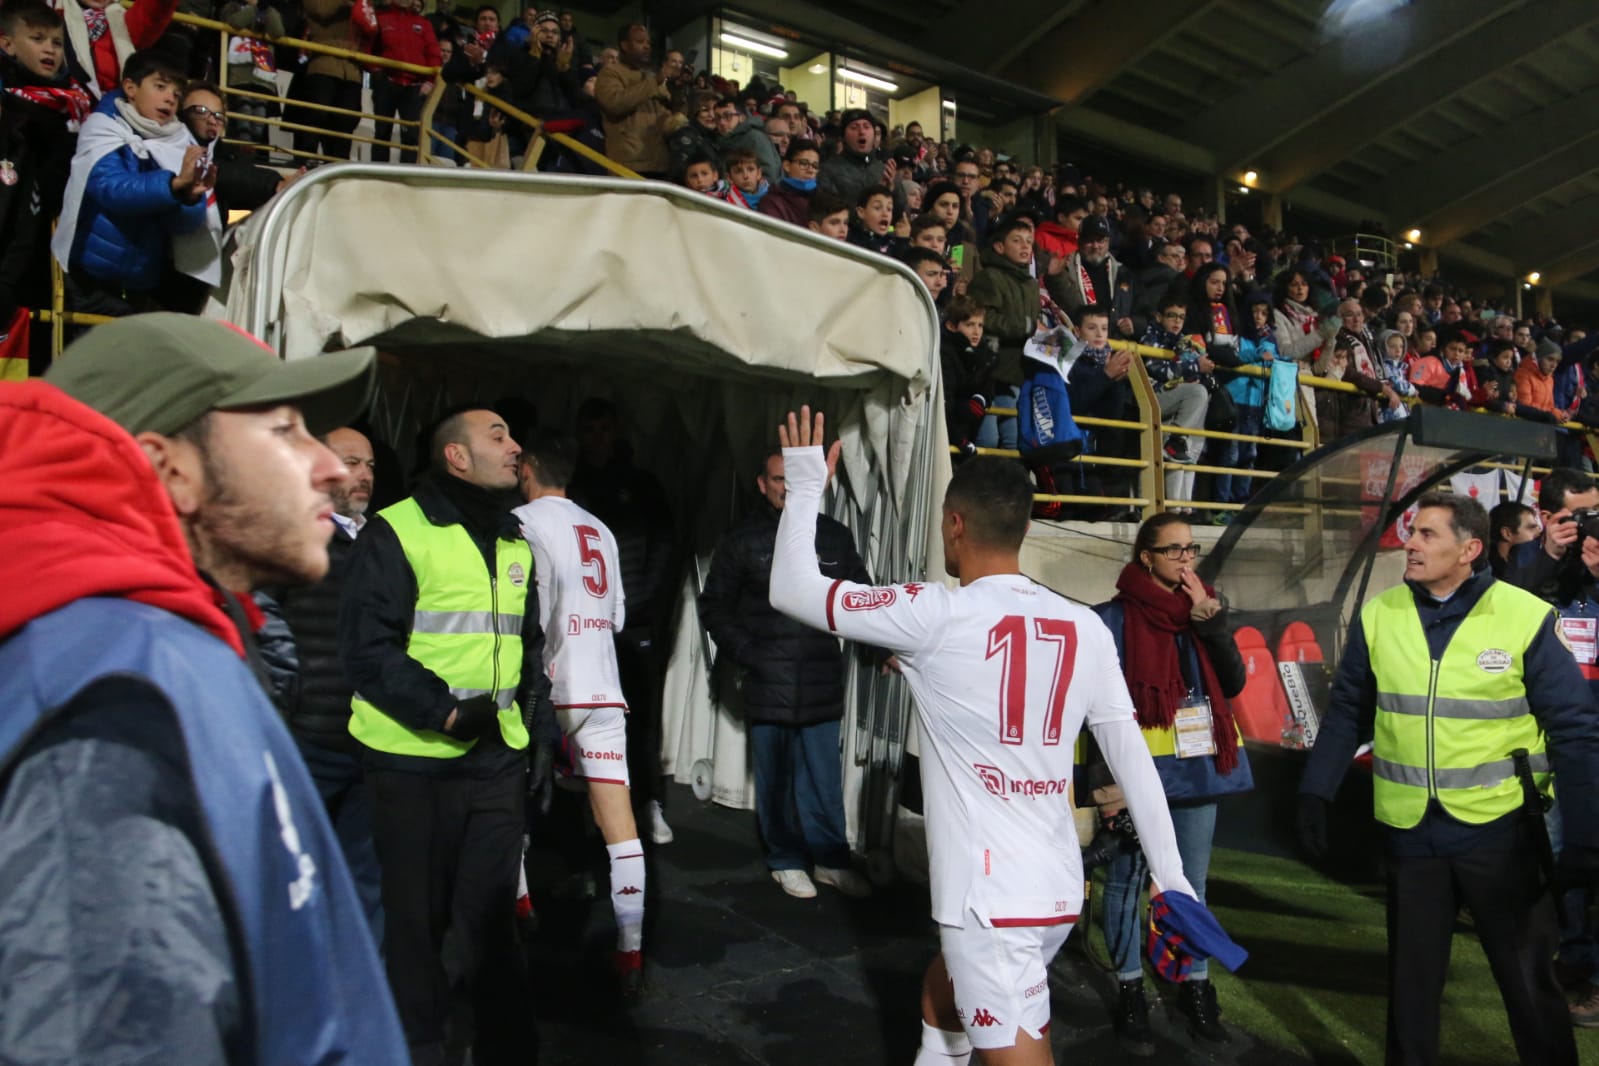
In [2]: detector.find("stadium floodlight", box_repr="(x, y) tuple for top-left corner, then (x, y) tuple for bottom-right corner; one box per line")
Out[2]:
(720, 33), (788, 60)
(840, 67), (898, 92)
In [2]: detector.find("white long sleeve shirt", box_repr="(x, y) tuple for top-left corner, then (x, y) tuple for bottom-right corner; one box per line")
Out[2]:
(768, 445), (1194, 928)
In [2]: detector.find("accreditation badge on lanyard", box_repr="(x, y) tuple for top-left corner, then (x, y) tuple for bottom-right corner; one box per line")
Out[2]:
(1560, 612), (1598, 666)
(1173, 693), (1217, 759)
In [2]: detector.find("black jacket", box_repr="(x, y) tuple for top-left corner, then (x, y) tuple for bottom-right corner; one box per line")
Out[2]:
(940, 329), (998, 450)
(0, 56), (78, 320)
(213, 140), (283, 220)
(698, 504), (870, 725)
(569, 449), (676, 642)
(1301, 569), (1599, 855)
(337, 475), (553, 775)
(270, 523), (360, 751)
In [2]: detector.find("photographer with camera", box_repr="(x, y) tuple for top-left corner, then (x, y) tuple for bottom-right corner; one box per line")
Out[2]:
(1504, 467), (1599, 1023)
(1085, 513), (1251, 1053)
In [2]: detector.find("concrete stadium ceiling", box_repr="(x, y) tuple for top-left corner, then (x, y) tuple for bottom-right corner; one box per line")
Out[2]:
(651, 0), (1599, 296)
(982, 0), (1599, 298)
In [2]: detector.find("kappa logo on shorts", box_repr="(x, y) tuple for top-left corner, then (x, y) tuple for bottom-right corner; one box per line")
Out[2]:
(968, 1008), (1000, 1028)
(842, 588), (896, 611)
(617, 885), (642, 895)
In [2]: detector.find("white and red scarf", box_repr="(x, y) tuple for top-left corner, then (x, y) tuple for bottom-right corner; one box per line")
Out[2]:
(3, 82), (94, 131)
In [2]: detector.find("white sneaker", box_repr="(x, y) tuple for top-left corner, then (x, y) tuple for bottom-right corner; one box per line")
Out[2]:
(771, 869), (817, 898)
(646, 800), (674, 844)
(813, 865), (872, 898)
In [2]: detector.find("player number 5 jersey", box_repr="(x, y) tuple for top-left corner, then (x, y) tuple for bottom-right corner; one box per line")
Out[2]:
(513, 496), (627, 710)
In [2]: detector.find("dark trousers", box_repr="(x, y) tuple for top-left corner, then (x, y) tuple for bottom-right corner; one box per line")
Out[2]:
(293, 73), (361, 160)
(1385, 828), (1575, 1066)
(616, 635), (663, 808)
(749, 718), (850, 871)
(296, 738), (384, 949)
(368, 765), (535, 1066)
(371, 74), (423, 163)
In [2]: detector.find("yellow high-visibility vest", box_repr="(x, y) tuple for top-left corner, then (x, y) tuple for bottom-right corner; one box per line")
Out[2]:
(1364, 580), (1552, 828)
(350, 497), (531, 757)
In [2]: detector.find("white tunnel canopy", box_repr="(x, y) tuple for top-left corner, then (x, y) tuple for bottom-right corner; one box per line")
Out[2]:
(226, 166), (951, 847)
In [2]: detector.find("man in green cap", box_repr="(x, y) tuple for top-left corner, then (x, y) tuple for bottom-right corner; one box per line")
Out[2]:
(0, 313), (408, 1063)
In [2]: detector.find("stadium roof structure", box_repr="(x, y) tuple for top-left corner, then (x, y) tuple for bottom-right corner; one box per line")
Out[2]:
(673, 0), (1599, 301)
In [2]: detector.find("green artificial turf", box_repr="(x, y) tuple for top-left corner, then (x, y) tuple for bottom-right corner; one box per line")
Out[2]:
(1128, 847), (1599, 1064)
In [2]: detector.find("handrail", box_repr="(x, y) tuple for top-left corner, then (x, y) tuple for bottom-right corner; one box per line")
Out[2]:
(170, 11), (438, 78)
(458, 83), (643, 180)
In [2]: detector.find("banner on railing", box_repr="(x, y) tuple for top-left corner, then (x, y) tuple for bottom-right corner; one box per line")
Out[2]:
(1360, 450), (1429, 548)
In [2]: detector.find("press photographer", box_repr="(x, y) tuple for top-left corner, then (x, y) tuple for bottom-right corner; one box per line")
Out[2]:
(1504, 466), (1599, 1023)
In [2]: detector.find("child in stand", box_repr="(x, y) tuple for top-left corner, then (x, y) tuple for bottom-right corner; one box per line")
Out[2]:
(847, 183), (902, 257)
(806, 191), (849, 241)
(1374, 329), (1417, 422)
(724, 146), (765, 211)
(53, 49), (219, 318)
(677, 149), (746, 207)
(0, 3), (92, 348)
(939, 296), (995, 457)
(1213, 292), (1278, 515)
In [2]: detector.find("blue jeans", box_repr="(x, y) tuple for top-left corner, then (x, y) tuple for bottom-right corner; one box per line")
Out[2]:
(1215, 403), (1263, 505)
(430, 123), (458, 165)
(975, 385), (1019, 451)
(296, 738), (384, 950)
(1101, 800), (1218, 982)
(749, 719), (851, 870)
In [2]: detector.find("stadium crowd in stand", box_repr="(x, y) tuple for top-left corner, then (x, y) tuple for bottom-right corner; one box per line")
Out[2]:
(2, 4), (1592, 517)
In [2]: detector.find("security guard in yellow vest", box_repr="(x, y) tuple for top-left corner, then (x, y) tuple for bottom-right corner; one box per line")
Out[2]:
(1299, 492), (1599, 1066)
(339, 407), (555, 1066)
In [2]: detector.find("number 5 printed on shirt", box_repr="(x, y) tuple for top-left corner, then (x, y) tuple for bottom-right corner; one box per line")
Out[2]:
(986, 616), (1077, 746)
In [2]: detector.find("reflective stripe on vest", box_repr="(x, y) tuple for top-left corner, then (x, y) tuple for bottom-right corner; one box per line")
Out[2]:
(1363, 580), (1552, 829)
(349, 497), (532, 757)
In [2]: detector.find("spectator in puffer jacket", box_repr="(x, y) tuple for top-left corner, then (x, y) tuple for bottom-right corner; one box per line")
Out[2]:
(53, 50), (219, 318)
(759, 139), (819, 226)
(698, 448), (876, 901)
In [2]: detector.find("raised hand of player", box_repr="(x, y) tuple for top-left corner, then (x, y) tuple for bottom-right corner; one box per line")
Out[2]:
(778, 405), (842, 483)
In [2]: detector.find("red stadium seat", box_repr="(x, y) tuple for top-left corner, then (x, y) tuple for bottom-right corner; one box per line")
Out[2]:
(1275, 620), (1324, 665)
(1231, 625), (1292, 745)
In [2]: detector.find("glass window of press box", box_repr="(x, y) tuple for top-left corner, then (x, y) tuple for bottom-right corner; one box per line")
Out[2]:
(677, 15), (957, 141)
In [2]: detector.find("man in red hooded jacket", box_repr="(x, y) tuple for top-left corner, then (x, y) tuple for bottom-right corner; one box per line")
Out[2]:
(0, 313), (406, 1064)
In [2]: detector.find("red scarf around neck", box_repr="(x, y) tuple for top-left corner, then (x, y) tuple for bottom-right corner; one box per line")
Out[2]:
(1114, 561), (1240, 774)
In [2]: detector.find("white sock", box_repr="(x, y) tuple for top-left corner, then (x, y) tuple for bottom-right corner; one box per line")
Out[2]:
(607, 838), (645, 952)
(913, 1020), (971, 1064)
(516, 835), (530, 901)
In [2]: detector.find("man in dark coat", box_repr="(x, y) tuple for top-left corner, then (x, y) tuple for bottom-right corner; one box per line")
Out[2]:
(698, 447), (875, 900)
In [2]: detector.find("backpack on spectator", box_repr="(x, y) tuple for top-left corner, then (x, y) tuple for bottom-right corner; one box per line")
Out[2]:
(1017, 331), (1088, 519)
(1266, 359), (1300, 433)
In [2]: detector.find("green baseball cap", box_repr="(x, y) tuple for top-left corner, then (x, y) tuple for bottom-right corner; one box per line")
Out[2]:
(47, 313), (376, 437)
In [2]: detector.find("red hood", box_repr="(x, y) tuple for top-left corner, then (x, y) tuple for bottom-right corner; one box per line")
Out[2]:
(0, 381), (243, 654)
(1035, 221), (1078, 258)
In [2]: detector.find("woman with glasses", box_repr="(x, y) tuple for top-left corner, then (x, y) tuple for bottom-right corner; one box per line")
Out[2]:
(1088, 512), (1251, 1053)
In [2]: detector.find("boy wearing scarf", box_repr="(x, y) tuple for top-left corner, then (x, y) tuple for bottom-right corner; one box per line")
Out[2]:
(0, 3), (92, 344)
(51, 50), (221, 318)
(56, 0), (177, 99)
(1091, 513), (1251, 1051)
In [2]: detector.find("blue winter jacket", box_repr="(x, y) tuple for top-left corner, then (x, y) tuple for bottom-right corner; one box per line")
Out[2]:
(69, 92), (207, 291)
(1223, 334), (1277, 409)
(1018, 347), (1087, 456)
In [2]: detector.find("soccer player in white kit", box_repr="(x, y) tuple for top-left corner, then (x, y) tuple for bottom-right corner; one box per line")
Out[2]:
(513, 434), (647, 997)
(769, 409), (1198, 1066)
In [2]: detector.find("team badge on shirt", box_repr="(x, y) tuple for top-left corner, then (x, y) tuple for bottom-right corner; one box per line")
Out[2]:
(507, 562), (526, 587)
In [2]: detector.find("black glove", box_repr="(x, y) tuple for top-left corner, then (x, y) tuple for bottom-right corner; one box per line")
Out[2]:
(443, 694), (500, 741)
(1556, 846), (1599, 894)
(527, 739), (556, 817)
(1296, 793), (1330, 863)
